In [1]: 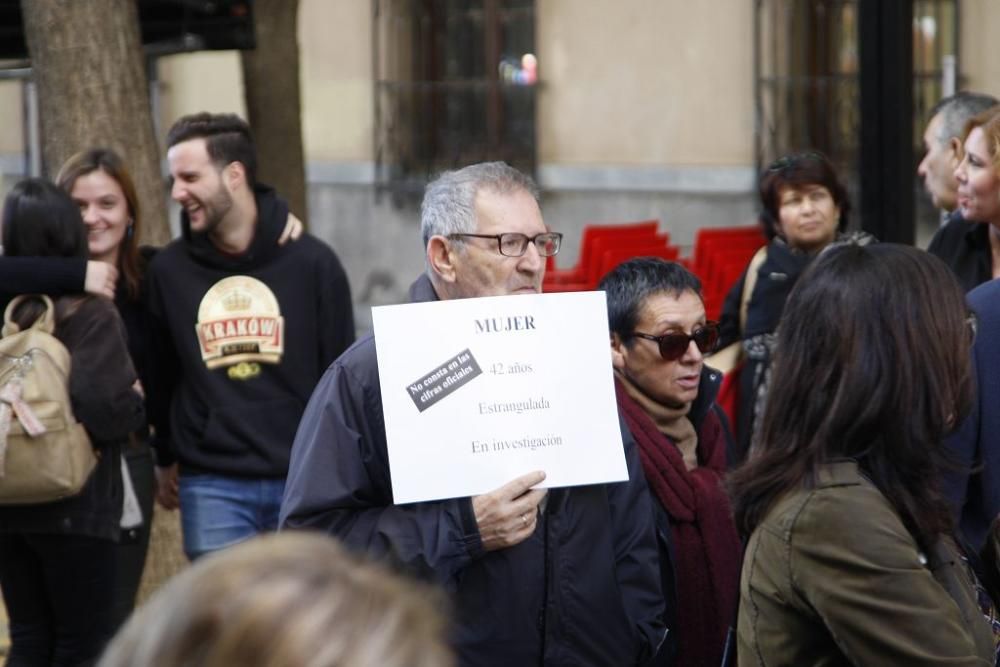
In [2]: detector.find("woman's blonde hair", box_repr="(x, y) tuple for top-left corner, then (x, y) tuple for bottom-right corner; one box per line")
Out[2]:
(963, 104), (1000, 170)
(99, 532), (454, 667)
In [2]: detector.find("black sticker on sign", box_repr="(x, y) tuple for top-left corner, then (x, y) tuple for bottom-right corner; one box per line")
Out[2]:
(406, 348), (482, 412)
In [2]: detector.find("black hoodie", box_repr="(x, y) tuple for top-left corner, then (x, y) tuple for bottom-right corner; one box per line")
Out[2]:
(145, 185), (354, 477)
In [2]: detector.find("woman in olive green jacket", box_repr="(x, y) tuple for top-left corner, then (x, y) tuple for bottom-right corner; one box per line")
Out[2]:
(730, 244), (997, 666)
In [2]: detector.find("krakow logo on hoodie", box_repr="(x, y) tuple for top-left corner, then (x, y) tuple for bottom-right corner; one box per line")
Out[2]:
(195, 276), (285, 376)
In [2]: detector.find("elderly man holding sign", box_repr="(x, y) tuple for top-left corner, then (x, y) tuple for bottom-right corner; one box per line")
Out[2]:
(280, 162), (665, 667)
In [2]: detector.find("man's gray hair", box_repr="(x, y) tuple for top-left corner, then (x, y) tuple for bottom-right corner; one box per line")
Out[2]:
(929, 91), (999, 143)
(420, 162), (540, 248)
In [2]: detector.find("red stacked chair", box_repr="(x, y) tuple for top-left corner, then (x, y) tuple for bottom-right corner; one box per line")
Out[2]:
(595, 240), (680, 285)
(689, 226), (767, 320)
(544, 220), (679, 292)
(686, 226), (767, 428)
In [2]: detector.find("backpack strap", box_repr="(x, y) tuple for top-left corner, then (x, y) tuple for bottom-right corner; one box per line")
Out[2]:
(738, 245), (768, 334)
(705, 245), (769, 375)
(2, 295), (56, 337)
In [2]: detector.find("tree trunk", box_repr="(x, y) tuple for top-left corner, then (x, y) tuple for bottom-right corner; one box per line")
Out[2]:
(20, 0), (170, 247)
(240, 0), (308, 222)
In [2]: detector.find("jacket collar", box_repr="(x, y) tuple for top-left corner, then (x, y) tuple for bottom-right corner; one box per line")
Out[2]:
(813, 459), (865, 488)
(407, 274), (441, 303)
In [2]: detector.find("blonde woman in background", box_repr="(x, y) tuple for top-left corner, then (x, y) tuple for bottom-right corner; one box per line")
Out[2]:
(98, 532), (454, 667)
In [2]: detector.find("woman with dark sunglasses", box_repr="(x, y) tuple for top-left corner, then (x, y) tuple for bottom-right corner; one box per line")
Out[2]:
(716, 150), (852, 460)
(600, 257), (741, 667)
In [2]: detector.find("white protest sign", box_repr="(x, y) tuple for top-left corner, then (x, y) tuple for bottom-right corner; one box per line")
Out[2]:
(372, 291), (627, 504)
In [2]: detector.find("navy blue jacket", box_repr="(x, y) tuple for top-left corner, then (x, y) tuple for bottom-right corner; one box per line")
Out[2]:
(943, 278), (1000, 551)
(280, 274), (666, 666)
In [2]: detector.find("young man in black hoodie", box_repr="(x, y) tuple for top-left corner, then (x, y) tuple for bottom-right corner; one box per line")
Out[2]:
(146, 113), (354, 560)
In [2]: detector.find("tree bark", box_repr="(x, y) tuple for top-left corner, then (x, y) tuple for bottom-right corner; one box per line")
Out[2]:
(20, 0), (170, 246)
(240, 0), (308, 222)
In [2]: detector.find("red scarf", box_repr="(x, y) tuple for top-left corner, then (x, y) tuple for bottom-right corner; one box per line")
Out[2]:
(615, 378), (742, 667)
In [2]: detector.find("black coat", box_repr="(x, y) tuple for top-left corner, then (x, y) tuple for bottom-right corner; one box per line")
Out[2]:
(926, 210), (993, 293)
(0, 257), (85, 304)
(280, 274), (666, 667)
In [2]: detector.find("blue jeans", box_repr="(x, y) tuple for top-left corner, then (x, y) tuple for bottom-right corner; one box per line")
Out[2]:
(178, 474), (285, 560)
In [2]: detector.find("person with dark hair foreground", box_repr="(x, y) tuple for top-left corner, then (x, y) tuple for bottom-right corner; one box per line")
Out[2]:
(0, 179), (145, 664)
(716, 150), (852, 459)
(600, 258), (740, 667)
(98, 532), (455, 667)
(730, 244), (995, 666)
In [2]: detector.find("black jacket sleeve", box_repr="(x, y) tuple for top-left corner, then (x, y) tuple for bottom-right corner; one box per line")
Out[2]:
(0, 257), (86, 302)
(607, 422), (669, 665)
(59, 297), (145, 444)
(142, 263), (180, 466)
(316, 249), (355, 369)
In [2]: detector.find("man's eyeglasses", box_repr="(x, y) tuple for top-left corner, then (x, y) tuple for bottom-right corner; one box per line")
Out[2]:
(447, 232), (563, 258)
(766, 151), (825, 173)
(632, 322), (720, 361)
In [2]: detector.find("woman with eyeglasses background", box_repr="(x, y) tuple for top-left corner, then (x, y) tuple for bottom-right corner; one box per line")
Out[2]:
(729, 243), (997, 665)
(715, 151), (852, 460)
(600, 257), (741, 667)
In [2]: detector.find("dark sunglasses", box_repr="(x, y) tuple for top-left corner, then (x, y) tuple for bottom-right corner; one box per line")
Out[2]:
(631, 322), (720, 361)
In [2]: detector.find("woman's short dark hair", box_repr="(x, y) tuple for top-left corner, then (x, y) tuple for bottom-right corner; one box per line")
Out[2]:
(728, 244), (972, 551)
(2, 178), (88, 260)
(599, 257), (704, 344)
(758, 151), (851, 240)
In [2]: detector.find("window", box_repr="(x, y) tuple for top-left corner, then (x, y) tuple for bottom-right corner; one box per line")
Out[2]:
(373, 0), (537, 198)
(754, 0), (958, 171)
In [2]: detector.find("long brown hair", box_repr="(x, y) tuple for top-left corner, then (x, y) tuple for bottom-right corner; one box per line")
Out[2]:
(56, 148), (143, 300)
(728, 244), (973, 551)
